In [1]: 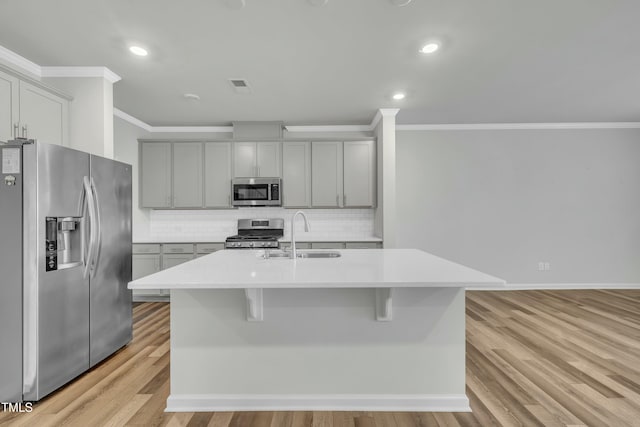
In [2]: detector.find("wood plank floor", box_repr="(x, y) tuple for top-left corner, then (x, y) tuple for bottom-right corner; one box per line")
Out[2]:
(1, 289), (639, 426)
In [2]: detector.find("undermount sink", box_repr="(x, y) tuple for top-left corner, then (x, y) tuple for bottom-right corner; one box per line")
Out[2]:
(262, 250), (341, 259)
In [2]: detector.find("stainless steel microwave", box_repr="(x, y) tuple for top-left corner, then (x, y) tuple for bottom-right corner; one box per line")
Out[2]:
(231, 177), (282, 207)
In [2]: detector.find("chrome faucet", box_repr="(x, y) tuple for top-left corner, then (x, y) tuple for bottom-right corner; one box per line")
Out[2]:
(291, 211), (310, 259)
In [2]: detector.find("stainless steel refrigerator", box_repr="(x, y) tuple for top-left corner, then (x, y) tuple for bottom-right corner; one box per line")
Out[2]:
(0, 139), (132, 402)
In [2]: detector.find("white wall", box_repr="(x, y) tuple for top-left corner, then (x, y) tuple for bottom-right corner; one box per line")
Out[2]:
(396, 128), (640, 284)
(113, 116), (151, 236)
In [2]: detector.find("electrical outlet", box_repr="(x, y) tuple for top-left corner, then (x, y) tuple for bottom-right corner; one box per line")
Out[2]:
(538, 261), (551, 271)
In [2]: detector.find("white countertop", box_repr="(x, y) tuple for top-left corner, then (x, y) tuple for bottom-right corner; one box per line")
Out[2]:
(129, 249), (505, 290)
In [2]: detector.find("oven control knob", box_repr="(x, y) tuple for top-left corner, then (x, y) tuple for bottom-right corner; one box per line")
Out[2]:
(249, 242), (254, 247)
(260, 242), (265, 247)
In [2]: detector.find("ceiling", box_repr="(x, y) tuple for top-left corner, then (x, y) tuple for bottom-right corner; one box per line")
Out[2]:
(1, 0), (639, 127)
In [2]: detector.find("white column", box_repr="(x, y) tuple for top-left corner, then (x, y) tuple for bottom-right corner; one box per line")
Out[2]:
(373, 108), (399, 248)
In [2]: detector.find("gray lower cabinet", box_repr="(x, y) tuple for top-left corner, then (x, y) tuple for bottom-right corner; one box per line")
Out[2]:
(345, 242), (383, 249)
(196, 243), (225, 257)
(132, 244), (163, 300)
(311, 242), (346, 249)
(162, 254), (193, 269)
(162, 243), (194, 270)
(132, 242), (224, 301)
(280, 241), (382, 250)
(279, 242), (312, 250)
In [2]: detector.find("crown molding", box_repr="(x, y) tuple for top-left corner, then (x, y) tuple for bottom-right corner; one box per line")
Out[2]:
(0, 45), (41, 76)
(41, 66), (121, 83)
(0, 44), (121, 83)
(370, 109), (400, 130)
(285, 125), (372, 133)
(114, 108), (233, 133)
(396, 122), (640, 131)
(114, 108), (152, 132)
(152, 126), (233, 133)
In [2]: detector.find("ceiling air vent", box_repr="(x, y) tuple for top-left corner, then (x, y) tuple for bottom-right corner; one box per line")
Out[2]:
(229, 78), (251, 94)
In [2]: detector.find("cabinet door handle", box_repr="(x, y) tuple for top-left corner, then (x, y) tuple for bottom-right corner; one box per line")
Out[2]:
(13, 123), (19, 138)
(22, 124), (28, 138)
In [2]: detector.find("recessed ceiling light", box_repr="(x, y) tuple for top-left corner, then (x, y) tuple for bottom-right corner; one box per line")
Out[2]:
(129, 46), (148, 56)
(392, 92), (406, 100)
(420, 43), (440, 54)
(223, 0), (245, 9)
(389, 0), (412, 6)
(183, 93), (201, 101)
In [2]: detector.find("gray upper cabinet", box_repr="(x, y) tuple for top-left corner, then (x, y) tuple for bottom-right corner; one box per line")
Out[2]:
(140, 142), (204, 208)
(343, 140), (376, 207)
(0, 69), (69, 145)
(282, 141), (311, 208)
(233, 141), (281, 177)
(172, 142), (203, 208)
(311, 140), (376, 208)
(204, 142), (232, 208)
(140, 142), (172, 208)
(311, 141), (343, 207)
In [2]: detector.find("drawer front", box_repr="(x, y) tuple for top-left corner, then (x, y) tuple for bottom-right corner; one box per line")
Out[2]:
(132, 244), (161, 254)
(345, 242), (382, 249)
(280, 242), (311, 250)
(196, 243), (225, 254)
(311, 242), (346, 249)
(163, 243), (194, 254)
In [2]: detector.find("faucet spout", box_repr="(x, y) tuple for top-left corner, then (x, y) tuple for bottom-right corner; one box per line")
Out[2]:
(291, 211), (310, 259)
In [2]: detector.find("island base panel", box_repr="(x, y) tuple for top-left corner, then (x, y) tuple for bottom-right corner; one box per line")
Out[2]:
(168, 287), (468, 412)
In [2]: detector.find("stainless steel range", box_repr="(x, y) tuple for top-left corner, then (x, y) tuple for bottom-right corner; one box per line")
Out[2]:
(225, 218), (284, 249)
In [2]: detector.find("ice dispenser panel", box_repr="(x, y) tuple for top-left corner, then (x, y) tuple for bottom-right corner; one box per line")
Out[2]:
(45, 216), (82, 271)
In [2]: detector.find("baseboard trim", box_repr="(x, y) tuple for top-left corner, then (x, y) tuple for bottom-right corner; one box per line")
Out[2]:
(473, 283), (640, 291)
(165, 394), (470, 412)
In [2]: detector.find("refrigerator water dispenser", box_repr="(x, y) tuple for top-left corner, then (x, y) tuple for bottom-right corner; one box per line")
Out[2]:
(45, 216), (82, 271)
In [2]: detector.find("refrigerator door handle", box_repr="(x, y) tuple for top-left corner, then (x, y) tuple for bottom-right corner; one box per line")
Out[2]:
(89, 177), (102, 278)
(82, 176), (98, 279)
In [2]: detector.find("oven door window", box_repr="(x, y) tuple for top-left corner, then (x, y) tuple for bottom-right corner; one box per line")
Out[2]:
(234, 184), (269, 201)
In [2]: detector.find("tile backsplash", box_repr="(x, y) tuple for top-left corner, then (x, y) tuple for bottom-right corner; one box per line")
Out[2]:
(146, 208), (376, 241)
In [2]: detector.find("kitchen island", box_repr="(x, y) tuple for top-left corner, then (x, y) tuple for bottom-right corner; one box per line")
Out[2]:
(128, 249), (505, 412)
